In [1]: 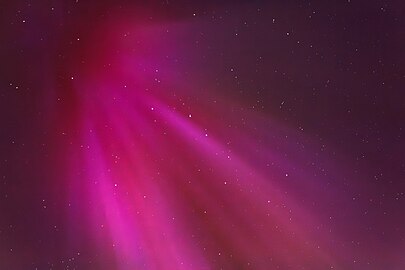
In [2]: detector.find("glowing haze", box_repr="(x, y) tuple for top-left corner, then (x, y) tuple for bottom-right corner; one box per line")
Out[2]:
(1, 1), (405, 269)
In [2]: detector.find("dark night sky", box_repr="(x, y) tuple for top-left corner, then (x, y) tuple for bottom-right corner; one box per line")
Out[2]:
(1, 1), (405, 269)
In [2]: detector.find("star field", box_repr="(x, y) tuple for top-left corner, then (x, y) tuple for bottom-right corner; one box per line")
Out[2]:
(1, 1), (405, 269)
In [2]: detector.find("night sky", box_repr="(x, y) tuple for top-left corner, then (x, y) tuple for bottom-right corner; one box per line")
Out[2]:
(1, 1), (405, 269)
